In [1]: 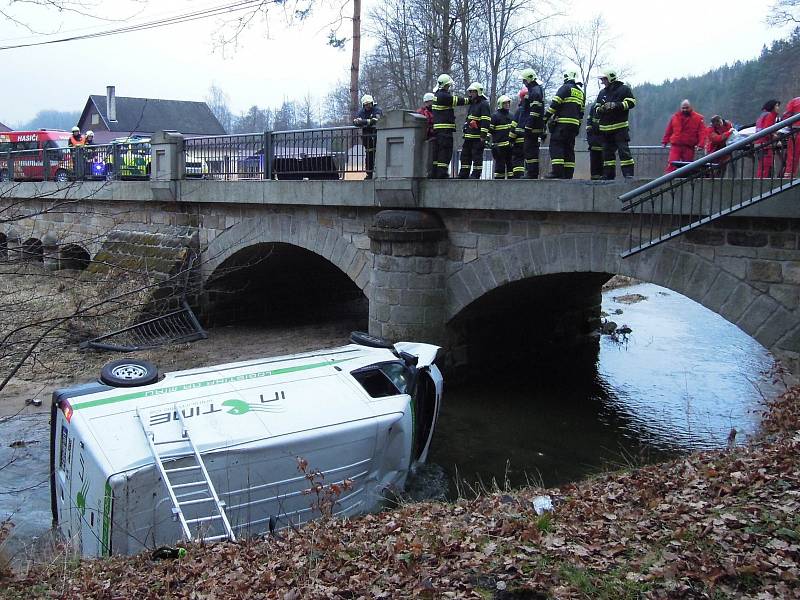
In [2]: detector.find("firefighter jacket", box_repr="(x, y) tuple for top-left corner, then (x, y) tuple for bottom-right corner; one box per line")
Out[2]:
(662, 110), (706, 148)
(433, 88), (470, 130)
(417, 106), (435, 139)
(585, 89), (608, 147)
(597, 80), (636, 134)
(68, 134), (85, 147)
(489, 108), (514, 147)
(544, 80), (585, 128)
(524, 82), (545, 133)
(355, 106), (383, 135)
(463, 96), (491, 139)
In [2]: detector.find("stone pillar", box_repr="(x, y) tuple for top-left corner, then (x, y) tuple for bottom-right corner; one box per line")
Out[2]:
(41, 233), (59, 271)
(374, 110), (428, 208)
(368, 210), (448, 344)
(150, 130), (184, 201)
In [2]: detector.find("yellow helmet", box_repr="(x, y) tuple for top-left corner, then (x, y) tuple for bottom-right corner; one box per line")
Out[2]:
(520, 68), (538, 83)
(467, 81), (484, 95)
(600, 69), (617, 82)
(563, 70), (578, 81)
(435, 73), (453, 90)
(496, 95), (512, 109)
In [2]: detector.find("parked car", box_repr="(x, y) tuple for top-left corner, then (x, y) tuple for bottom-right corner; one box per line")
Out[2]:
(50, 332), (443, 557)
(239, 145), (341, 180)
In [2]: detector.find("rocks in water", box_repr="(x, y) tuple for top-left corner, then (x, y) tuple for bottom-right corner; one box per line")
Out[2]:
(612, 293), (647, 305)
(600, 320), (618, 335)
(612, 308), (624, 315)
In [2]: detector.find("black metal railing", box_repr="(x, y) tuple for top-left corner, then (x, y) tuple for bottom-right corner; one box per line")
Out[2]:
(619, 113), (800, 258)
(184, 133), (265, 180)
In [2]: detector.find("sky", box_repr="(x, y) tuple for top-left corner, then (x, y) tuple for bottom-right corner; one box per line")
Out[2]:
(0, 0), (790, 126)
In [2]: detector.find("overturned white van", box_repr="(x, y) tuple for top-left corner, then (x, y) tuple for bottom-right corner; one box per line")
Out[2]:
(50, 332), (443, 557)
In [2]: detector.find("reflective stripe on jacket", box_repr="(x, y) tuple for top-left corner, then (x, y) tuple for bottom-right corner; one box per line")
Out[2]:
(433, 89), (470, 130)
(490, 108), (514, 147)
(545, 81), (585, 127)
(463, 96), (491, 139)
(598, 80), (636, 133)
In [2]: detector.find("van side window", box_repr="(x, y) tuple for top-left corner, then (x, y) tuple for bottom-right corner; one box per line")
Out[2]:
(351, 362), (411, 398)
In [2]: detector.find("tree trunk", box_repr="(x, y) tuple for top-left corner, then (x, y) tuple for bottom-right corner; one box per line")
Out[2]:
(350, 0), (362, 117)
(439, 0), (451, 73)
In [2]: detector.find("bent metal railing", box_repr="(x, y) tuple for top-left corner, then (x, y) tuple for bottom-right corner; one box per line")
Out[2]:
(619, 112), (800, 258)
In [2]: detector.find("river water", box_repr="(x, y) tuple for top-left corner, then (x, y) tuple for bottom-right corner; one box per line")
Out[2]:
(0, 282), (780, 564)
(427, 282), (779, 494)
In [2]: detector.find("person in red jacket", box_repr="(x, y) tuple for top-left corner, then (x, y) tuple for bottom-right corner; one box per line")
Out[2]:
(418, 92), (436, 177)
(705, 115), (733, 177)
(782, 96), (800, 177)
(662, 99), (706, 173)
(755, 99), (780, 178)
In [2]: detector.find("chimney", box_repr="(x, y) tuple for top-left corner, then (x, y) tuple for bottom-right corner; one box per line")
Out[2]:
(106, 85), (117, 122)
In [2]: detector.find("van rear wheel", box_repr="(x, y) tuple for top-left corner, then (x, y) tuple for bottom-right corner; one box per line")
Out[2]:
(100, 359), (159, 387)
(350, 331), (394, 349)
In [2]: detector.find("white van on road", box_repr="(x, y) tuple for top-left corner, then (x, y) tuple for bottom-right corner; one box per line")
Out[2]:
(50, 333), (443, 557)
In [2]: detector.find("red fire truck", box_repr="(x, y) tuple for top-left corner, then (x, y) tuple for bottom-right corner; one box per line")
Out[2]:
(0, 130), (73, 182)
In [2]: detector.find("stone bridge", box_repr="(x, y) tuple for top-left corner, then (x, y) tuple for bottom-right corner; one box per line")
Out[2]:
(2, 174), (798, 375)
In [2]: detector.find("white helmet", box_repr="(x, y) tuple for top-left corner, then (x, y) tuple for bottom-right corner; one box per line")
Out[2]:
(361, 94), (374, 106)
(435, 73), (453, 91)
(85, 130), (94, 137)
(71, 126), (80, 133)
(467, 81), (484, 95)
(423, 92), (435, 102)
(599, 69), (618, 82)
(496, 95), (512, 109)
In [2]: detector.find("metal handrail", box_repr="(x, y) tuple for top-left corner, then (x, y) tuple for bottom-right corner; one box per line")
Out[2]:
(620, 112), (800, 206)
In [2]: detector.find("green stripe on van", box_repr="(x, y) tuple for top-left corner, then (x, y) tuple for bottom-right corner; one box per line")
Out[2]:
(73, 358), (355, 411)
(102, 481), (112, 556)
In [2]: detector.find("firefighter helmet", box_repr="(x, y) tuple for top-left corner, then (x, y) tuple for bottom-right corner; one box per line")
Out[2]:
(497, 95), (512, 109)
(423, 92), (435, 102)
(467, 81), (484, 95)
(71, 126), (80, 133)
(518, 86), (528, 100)
(520, 68), (538, 82)
(85, 130), (94, 137)
(435, 73), (453, 90)
(600, 69), (617, 82)
(361, 94), (374, 106)
(563, 70), (578, 81)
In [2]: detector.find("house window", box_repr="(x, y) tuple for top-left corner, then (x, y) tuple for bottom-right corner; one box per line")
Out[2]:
(91, 113), (100, 125)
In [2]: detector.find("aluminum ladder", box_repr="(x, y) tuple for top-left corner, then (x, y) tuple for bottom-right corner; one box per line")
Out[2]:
(137, 406), (236, 544)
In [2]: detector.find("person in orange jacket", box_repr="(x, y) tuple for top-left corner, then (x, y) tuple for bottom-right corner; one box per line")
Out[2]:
(662, 99), (706, 173)
(755, 99), (780, 178)
(705, 115), (733, 177)
(782, 96), (800, 177)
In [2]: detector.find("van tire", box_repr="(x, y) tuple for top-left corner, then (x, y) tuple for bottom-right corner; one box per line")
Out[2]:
(350, 331), (394, 349)
(100, 359), (159, 387)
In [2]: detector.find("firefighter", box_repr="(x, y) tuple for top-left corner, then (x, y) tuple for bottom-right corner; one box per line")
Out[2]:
(458, 82), (491, 179)
(543, 70), (585, 179)
(511, 87), (528, 178)
(431, 73), (470, 179)
(418, 92), (436, 178)
(68, 126), (85, 147)
(586, 91), (607, 180)
(595, 69), (636, 179)
(354, 94), (383, 179)
(520, 68), (545, 179)
(490, 95), (514, 179)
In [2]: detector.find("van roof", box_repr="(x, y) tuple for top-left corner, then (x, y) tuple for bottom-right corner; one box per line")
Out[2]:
(59, 344), (409, 474)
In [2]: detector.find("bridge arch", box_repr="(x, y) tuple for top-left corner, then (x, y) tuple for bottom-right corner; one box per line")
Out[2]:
(446, 231), (794, 363)
(202, 215), (372, 293)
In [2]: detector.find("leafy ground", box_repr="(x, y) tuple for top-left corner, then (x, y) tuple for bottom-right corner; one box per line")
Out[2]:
(2, 385), (799, 599)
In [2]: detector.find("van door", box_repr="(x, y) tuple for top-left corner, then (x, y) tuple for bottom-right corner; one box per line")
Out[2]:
(411, 364), (443, 463)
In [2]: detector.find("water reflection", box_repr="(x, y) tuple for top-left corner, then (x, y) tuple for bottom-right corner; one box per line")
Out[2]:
(428, 282), (777, 494)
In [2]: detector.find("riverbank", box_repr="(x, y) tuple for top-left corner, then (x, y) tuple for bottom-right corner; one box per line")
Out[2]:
(2, 383), (798, 599)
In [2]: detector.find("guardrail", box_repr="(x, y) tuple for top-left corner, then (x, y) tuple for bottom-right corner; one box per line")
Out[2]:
(619, 112), (800, 257)
(0, 141), (153, 183)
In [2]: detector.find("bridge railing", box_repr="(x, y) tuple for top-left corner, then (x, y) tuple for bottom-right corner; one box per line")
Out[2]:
(184, 127), (363, 181)
(619, 112), (800, 257)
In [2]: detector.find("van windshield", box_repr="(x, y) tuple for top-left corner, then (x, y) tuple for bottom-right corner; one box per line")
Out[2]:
(351, 362), (411, 398)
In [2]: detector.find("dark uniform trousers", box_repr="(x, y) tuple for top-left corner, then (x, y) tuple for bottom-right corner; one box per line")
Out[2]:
(434, 130), (454, 178)
(523, 132), (540, 178)
(492, 145), (513, 179)
(459, 138), (485, 178)
(589, 146), (604, 179)
(549, 123), (579, 179)
(363, 132), (377, 178)
(602, 130), (635, 179)
(512, 139), (525, 178)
